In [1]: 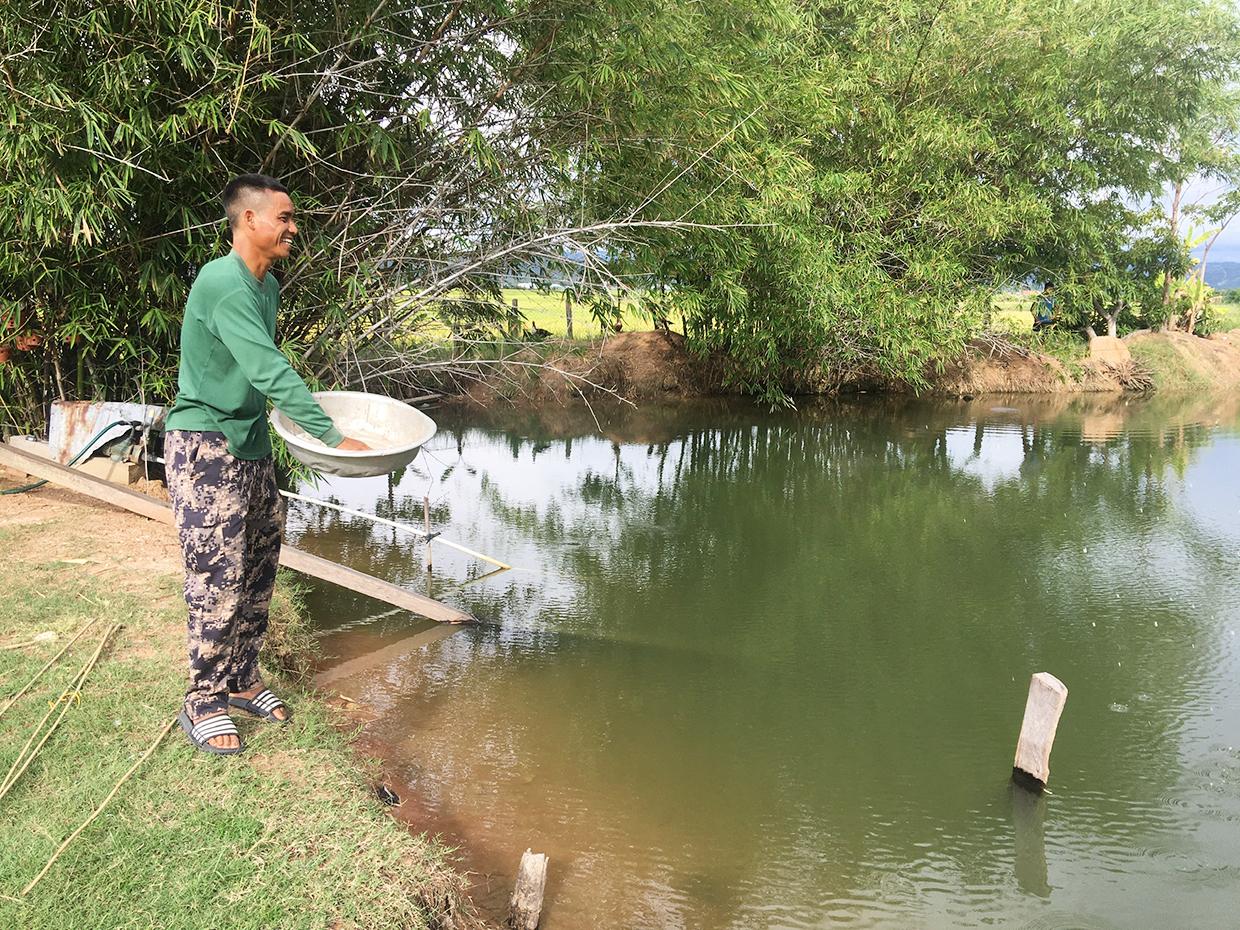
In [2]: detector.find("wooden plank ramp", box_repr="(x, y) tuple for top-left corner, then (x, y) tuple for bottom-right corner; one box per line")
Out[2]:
(0, 441), (473, 625)
(315, 624), (462, 688)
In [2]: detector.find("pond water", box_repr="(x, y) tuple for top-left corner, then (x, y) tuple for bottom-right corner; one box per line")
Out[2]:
(288, 393), (1240, 930)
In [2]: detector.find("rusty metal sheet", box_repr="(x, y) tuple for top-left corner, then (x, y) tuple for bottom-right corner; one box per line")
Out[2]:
(48, 401), (166, 464)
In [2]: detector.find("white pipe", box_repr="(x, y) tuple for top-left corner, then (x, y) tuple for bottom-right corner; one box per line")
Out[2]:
(280, 489), (512, 570)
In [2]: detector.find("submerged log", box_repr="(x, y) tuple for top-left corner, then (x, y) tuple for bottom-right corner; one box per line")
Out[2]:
(1012, 672), (1068, 792)
(507, 849), (548, 930)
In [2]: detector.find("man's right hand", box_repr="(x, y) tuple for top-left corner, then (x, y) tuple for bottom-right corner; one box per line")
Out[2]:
(337, 437), (372, 451)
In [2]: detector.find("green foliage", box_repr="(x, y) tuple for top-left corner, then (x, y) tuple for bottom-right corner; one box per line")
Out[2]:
(1046, 216), (1192, 334)
(3, 0), (1240, 417)
(0, 0), (603, 429)
(550, 0), (1240, 395)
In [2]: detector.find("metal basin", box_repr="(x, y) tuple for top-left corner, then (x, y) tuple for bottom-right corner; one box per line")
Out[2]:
(270, 391), (437, 478)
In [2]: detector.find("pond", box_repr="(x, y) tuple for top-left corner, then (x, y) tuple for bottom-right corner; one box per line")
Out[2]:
(287, 393), (1240, 930)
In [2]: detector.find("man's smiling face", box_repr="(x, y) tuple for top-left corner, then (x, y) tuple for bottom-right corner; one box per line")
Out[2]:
(246, 190), (297, 261)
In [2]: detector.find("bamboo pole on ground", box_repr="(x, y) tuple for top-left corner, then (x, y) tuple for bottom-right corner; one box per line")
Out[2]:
(0, 624), (119, 802)
(0, 618), (99, 721)
(22, 715), (176, 896)
(0, 639), (41, 652)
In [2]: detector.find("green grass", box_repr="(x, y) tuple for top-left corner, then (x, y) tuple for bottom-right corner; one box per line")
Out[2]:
(1126, 338), (1210, 393)
(1207, 301), (1240, 333)
(0, 521), (468, 930)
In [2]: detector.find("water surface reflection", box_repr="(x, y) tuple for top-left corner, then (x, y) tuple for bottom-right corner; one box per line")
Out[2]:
(290, 393), (1240, 929)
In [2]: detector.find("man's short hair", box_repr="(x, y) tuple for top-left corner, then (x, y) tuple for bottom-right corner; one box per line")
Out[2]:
(221, 174), (289, 228)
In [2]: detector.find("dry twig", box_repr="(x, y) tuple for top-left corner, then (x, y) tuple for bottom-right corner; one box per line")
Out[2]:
(0, 618), (99, 721)
(0, 639), (41, 652)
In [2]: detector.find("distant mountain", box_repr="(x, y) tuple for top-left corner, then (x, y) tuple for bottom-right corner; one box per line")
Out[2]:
(1203, 262), (1240, 291)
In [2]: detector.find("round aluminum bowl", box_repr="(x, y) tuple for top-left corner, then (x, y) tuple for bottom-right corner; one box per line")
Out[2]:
(270, 391), (437, 478)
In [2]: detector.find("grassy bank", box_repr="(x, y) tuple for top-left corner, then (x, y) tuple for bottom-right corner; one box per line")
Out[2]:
(0, 491), (471, 930)
(1126, 337), (1214, 392)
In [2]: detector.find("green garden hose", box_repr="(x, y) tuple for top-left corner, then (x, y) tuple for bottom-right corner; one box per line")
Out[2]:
(1, 420), (141, 495)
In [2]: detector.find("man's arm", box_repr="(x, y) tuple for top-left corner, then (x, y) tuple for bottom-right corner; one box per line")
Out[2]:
(209, 289), (346, 447)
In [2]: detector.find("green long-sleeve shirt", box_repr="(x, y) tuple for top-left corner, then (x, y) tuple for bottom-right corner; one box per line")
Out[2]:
(165, 251), (344, 459)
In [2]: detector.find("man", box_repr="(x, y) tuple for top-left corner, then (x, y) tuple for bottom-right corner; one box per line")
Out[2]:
(164, 174), (368, 754)
(1031, 283), (1056, 332)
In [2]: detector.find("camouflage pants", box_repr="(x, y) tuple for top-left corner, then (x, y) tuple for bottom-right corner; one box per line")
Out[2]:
(164, 431), (283, 718)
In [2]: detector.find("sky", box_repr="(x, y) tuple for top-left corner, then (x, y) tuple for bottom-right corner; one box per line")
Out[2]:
(1178, 176), (1240, 263)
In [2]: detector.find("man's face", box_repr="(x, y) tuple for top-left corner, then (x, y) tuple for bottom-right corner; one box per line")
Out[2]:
(244, 190), (297, 260)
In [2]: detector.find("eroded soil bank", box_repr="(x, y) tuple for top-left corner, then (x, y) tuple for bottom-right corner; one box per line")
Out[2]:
(451, 329), (1240, 409)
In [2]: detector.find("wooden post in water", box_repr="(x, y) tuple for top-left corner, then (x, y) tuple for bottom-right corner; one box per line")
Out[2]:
(423, 495), (433, 570)
(1012, 672), (1068, 792)
(507, 849), (548, 930)
(564, 291), (573, 339)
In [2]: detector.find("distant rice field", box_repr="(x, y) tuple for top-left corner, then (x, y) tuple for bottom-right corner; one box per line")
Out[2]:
(411, 289), (1240, 343)
(420, 289), (654, 339)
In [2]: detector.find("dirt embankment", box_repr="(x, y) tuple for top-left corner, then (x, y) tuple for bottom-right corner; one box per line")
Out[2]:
(460, 330), (727, 408)
(940, 330), (1240, 395)
(1125, 330), (1240, 390)
(454, 329), (1240, 408)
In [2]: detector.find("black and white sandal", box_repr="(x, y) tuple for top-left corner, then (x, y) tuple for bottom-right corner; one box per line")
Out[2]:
(177, 710), (245, 756)
(228, 688), (290, 724)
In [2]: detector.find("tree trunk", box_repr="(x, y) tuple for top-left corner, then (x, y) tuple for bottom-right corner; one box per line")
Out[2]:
(1107, 303), (1118, 339)
(1188, 223), (1229, 336)
(509, 298), (522, 339)
(1084, 324), (1098, 340)
(1161, 180), (1183, 311)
